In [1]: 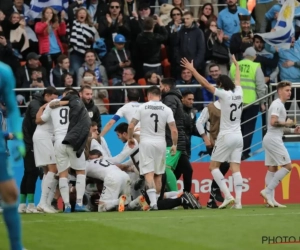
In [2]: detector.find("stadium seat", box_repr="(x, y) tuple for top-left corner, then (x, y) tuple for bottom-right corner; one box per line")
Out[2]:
(161, 45), (171, 77)
(138, 78), (146, 85)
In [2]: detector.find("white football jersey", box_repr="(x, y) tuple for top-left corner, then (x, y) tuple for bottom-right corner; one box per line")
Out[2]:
(40, 99), (70, 140)
(133, 100), (175, 141)
(114, 101), (141, 131)
(214, 86), (243, 135)
(33, 105), (54, 139)
(267, 98), (286, 136)
(86, 158), (121, 181)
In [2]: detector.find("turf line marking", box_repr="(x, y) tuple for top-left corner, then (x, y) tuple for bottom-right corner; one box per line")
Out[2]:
(1, 212), (300, 224)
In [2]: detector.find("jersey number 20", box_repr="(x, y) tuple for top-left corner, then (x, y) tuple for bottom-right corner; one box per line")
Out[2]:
(59, 108), (68, 125)
(230, 103), (242, 121)
(150, 113), (159, 132)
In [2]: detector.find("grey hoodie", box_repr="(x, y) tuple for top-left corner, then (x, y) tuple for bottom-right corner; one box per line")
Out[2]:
(77, 61), (108, 86)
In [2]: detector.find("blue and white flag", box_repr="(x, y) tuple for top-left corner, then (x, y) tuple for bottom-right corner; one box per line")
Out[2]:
(30, 0), (69, 19)
(256, 0), (299, 49)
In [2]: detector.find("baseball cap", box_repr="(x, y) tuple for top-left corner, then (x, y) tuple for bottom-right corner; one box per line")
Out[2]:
(26, 52), (41, 61)
(243, 47), (256, 58)
(114, 34), (126, 43)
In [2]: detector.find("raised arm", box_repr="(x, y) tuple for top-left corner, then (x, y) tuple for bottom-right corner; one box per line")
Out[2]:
(231, 55), (241, 87)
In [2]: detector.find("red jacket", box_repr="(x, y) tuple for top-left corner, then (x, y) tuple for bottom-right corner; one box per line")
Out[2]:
(35, 21), (66, 55)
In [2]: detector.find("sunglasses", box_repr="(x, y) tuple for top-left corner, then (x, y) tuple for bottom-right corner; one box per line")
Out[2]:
(172, 13), (181, 17)
(110, 5), (120, 9)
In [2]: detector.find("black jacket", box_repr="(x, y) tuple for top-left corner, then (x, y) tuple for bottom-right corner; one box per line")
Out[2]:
(61, 95), (91, 158)
(183, 104), (200, 157)
(105, 48), (131, 79)
(52, 66), (76, 87)
(230, 32), (253, 61)
(22, 93), (46, 148)
(85, 99), (102, 131)
(161, 89), (186, 152)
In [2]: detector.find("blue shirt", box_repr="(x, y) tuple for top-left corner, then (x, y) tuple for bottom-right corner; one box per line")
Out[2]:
(257, 0), (273, 4)
(266, 4), (300, 28)
(217, 7), (255, 47)
(49, 27), (61, 54)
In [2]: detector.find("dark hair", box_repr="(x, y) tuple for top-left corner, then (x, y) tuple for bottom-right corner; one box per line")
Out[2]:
(124, 67), (136, 76)
(183, 11), (194, 17)
(127, 89), (140, 102)
(198, 3), (214, 21)
(216, 75), (235, 91)
(57, 54), (68, 64)
(84, 49), (96, 57)
(147, 86), (161, 96)
(277, 81), (292, 91)
(89, 150), (102, 157)
(43, 86), (59, 96)
(61, 73), (73, 84)
(170, 7), (183, 19)
(253, 35), (264, 43)
(145, 71), (156, 80)
(182, 90), (194, 97)
(80, 85), (92, 92)
(63, 87), (80, 97)
(209, 64), (220, 71)
(161, 78), (176, 88)
(114, 122), (128, 133)
(91, 121), (98, 127)
(143, 17), (154, 30)
(82, 69), (96, 77)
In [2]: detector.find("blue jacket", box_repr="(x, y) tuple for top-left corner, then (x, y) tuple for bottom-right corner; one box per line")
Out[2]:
(202, 76), (218, 105)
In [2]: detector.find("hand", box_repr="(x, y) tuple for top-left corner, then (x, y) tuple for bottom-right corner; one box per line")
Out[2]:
(19, 19), (26, 27)
(200, 15), (207, 22)
(231, 54), (238, 66)
(204, 137), (212, 148)
(274, 46), (279, 52)
(0, 11), (5, 21)
(124, 60), (131, 66)
(8, 133), (14, 140)
(61, 10), (66, 20)
(128, 138), (136, 149)
(295, 126), (300, 134)
(180, 58), (195, 72)
(40, 103), (48, 110)
(119, 62), (126, 68)
(170, 145), (177, 156)
(260, 103), (266, 112)
(132, 11), (138, 19)
(242, 37), (251, 43)
(217, 29), (224, 41)
(283, 60), (294, 68)
(117, 14), (123, 25)
(106, 14), (112, 25)
(0, 36), (7, 46)
(286, 118), (295, 127)
(13, 132), (25, 161)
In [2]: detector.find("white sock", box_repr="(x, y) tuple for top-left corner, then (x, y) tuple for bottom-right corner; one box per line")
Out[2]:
(146, 189), (157, 207)
(39, 172), (55, 206)
(41, 174), (46, 191)
(211, 169), (231, 198)
(59, 178), (70, 206)
(232, 172), (243, 204)
(76, 174), (86, 206)
(265, 171), (275, 201)
(156, 193), (160, 201)
(47, 179), (58, 206)
(165, 191), (180, 199)
(266, 168), (290, 194)
(128, 197), (140, 209)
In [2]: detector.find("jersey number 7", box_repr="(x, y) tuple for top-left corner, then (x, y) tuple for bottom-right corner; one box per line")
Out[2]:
(150, 113), (159, 132)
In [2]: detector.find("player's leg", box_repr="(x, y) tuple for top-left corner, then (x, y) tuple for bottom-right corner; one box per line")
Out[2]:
(0, 152), (23, 250)
(174, 154), (193, 193)
(118, 172), (131, 212)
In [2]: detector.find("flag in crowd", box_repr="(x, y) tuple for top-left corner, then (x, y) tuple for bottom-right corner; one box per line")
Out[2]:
(30, 0), (69, 18)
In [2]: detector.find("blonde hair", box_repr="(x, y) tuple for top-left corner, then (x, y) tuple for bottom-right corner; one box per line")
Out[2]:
(76, 7), (93, 26)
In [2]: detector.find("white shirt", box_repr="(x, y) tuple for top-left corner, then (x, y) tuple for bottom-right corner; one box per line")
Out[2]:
(196, 101), (220, 138)
(214, 86), (243, 135)
(86, 158), (121, 181)
(133, 100), (175, 141)
(33, 104), (54, 140)
(266, 98), (286, 137)
(40, 99), (70, 141)
(90, 138), (112, 158)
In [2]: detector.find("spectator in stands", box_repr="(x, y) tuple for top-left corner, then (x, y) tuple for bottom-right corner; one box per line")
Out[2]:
(77, 49), (108, 86)
(145, 71), (161, 85)
(230, 14), (254, 61)
(68, 7), (97, 73)
(202, 64), (220, 106)
(80, 85), (102, 131)
(105, 34), (131, 84)
(165, 7), (183, 78)
(263, 2), (281, 32)
(176, 68), (203, 111)
(254, 0), (276, 33)
(172, 0), (187, 13)
(98, 0), (131, 52)
(35, 7), (66, 80)
(174, 11), (205, 77)
(86, 0), (110, 22)
(136, 16), (168, 75)
(198, 3), (217, 33)
(81, 70), (109, 114)
(148, 0), (168, 15)
(217, 0), (255, 47)
(123, 0), (138, 17)
(61, 73), (74, 87)
(204, 19), (229, 75)
(16, 52), (49, 88)
(51, 54), (76, 87)
(109, 67), (145, 114)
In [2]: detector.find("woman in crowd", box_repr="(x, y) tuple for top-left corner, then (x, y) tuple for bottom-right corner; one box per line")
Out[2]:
(172, 0), (187, 13)
(198, 3), (217, 33)
(145, 71), (161, 85)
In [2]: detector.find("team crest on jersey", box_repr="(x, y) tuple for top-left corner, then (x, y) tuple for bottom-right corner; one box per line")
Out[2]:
(89, 112), (94, 118)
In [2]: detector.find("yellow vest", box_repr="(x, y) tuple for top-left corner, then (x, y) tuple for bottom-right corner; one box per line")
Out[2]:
(230, 59), (260, 104)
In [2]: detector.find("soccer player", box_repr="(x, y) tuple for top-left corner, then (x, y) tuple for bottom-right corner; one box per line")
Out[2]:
(128, 86), (178, 210)
(36, 88), (90, 212)
(181, 56), (243, 209)
(0, 62), (26, 250)
(260, 81), (300, 207)
(100, 89), (141, 138)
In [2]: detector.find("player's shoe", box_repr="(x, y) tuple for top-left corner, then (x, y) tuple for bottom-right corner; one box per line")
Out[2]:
(186, 192), (202, 209)
(18, 203), (27, 213)
(260, 189), (274, 207)
(231, 203), (242, 209)
(207, 200), (218, 209)
(64, 205), (71, 213)
(138, 195), (150, 211)
(180, 193), (194, 209)
(149, 204), (158, 211)
(211, 188), (224, 203)
(118, 195), (127, 212)
(26, 204), (41, 213)
(39, 204), (58, 213)
(273, 200), (287, 208)
(218, 196), (235, 209)
(75, 204), (88, 212)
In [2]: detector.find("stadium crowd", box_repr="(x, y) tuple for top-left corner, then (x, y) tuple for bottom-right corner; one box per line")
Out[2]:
(0, 0), (299, 213)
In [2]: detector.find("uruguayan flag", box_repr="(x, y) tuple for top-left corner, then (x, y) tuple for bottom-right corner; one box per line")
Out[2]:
(30, 0), (69, 18)
(256, 0), (299, 49)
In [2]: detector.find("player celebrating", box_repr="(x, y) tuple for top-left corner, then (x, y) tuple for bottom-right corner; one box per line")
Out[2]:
(0, 62), (26, 250)
(181, 56), (243, 209)
(260, 81), (300, 207)
(128, 86), (178, 210)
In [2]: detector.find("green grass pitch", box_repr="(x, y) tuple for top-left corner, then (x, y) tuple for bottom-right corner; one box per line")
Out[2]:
(1, 205), (300, 250)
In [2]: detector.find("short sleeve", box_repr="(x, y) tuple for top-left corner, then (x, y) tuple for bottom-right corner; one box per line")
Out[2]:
(166, 108), (175, 123)
(40, 104), (51, 122)
(270, 102), (281, 117)
(115, 106), (125, 118)
(214, 88), (227, 100)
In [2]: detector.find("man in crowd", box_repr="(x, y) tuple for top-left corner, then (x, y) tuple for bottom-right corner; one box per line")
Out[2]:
(202, 64), (221, 106)
(51, 54), (76, 87)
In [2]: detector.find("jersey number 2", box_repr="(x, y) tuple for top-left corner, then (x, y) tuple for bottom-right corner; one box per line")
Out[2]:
(230, 103), (242, 121)
(59, 108), (68, 125)
(150, 113), (159, 132)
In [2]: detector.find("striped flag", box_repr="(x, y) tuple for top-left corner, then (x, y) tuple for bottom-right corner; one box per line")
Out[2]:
(256, 0), (299, 49)
(30, 0), (69, 18)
